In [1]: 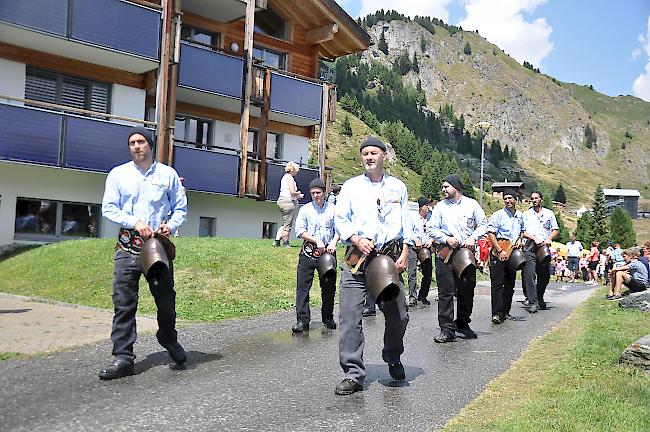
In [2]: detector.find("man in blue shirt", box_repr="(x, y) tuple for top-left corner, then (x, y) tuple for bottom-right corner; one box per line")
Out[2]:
(333, 136), (410, 395)
(486, 189), (524, 324)
(99, 127), (187, 380)
(429, 174), (487, 343)
(406, 197), (434, 307)
(521, 190), (558, 313)
(292, 178), (339, 333)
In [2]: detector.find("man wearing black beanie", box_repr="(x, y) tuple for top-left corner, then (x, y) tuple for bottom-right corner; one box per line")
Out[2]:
(429, 174), (487, 342)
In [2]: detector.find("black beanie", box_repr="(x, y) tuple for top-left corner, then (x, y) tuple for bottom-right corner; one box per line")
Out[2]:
(359, 136), (387, 152)
(502, 188), (517, 198)
(443, 174), (463, 191)
(127, 127), (154, 149)
(309, 178), (326, 191)
(417, 196), (431, 208)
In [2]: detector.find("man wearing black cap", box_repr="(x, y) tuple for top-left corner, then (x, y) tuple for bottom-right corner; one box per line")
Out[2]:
(406, 197), (434, 306)
(333, 136), (411, 395)
(99, 127), (187, 380)
(291, 178), (339, 333)
(429, 174), (487, 342)
(486, 189), (524, 323)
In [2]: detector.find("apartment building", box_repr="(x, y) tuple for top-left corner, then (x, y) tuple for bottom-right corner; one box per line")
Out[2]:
(0, 0), (369, 248)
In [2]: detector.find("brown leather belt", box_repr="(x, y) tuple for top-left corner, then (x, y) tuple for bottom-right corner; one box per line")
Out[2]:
(344, 238), (403, 274)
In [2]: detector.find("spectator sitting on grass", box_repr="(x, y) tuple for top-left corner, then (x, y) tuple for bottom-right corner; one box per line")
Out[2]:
(607, 248), (649, 300)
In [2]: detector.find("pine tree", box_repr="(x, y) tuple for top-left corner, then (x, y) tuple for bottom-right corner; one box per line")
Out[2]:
(420, 161), (436, 200)
(378, 29), (388, 55)
(461, 171), (476, 199)
(510, 148), (518, 162)
(339, 114), (353, 136)
(420, 35), (429, 52)
(591, 186), (609, 245)
(503, 145), (510, 160)
(463, 42), (472, 55)
(609, 207), (636, 247)
(554, 184), (567, 204)
(412, 52), (419, 73)
(575, 212), (593, 245)
(555, 211), (570, 243)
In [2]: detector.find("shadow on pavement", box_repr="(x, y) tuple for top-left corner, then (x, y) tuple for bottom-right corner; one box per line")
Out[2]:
(0, 308), (31, 314)
(364, 363), (425, 389)
(134, 351), (224, 375)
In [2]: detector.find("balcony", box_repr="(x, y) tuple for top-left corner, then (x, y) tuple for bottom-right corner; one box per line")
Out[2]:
(0, 0), (160, 73)
(0, 102), (136, 173)
(173, 144), (317, 203)
(177, 42), (324, 127)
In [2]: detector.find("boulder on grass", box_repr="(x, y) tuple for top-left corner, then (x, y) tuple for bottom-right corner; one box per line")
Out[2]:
(619, 334), (650, 370)
(619, 291), (650, 312)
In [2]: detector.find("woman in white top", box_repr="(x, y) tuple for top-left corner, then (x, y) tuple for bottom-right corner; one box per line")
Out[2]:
(274, 161), (303, 247)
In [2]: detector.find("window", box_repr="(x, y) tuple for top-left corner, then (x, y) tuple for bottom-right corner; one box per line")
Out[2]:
(262, 222), (277, 239)
(319, 60), (335, 82)
(181, 25), (221, 51)
(25, 66), (111, 114)
(175, 114), (212, 149)
(199, 217), (216, 237)
(247, 130), (283, 160)
(253, 46), (287, 70)
(15, 198), (100, 239)
(254, 8), (287, 40)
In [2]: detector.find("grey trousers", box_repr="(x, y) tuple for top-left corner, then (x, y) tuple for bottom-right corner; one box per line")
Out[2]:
(338, 268), (409, 383)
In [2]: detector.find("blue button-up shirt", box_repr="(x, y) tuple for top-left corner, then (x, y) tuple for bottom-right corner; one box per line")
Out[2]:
(102, 161), (187, 233)
(487, 207), (524, 243)
(295, 200), (336, 245)
(335, 174), (412, 248)
(407, 211), (430, 246)
(522, 207), (558, 242)
(429, 196), (487, 244)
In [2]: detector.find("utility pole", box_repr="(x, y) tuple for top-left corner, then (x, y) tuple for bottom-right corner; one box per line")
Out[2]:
(475, 121), (492, 207)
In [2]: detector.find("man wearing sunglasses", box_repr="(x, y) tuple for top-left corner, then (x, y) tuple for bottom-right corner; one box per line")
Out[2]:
(333, 136), (411, 396)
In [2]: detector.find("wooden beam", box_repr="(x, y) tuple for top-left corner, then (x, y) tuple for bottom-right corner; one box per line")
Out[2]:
(0, 42), (148, 88)
(257, 67), (271, 200)
(305, 23), (338, 45)
(155, 0), (173, 165)
(238, 0), (256, 198)
(317, 82), (330, 179)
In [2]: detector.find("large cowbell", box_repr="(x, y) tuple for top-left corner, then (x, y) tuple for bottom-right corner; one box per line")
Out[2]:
(141, 233), (176, 281)
(317, 252), (337, 284)
(451, 247), (476, 282)
(365, 255), (401, 303)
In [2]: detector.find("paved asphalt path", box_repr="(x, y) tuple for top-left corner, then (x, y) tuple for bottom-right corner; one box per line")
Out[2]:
(0, 281), (594, 432)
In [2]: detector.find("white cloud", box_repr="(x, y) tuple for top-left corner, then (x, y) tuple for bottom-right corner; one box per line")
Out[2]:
(632, 16), (650, 101)
(357, 0), (454, 23)
(631, 48), (642, 60)
(457, 0), (553, 67)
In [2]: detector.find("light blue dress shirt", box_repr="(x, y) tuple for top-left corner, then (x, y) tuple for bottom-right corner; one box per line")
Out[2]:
(335, 174), (412, 248)
(102, 161), (187, 233)
(295, 200), (336, 245)
(487, 207), (524, 243)
(429, 196), (487, 244)
(522, 207), (558, 242)
(407, 211), (430, 246)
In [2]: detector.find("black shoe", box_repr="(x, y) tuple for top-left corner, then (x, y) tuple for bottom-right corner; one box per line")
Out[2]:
(323, 319), (337, 329)
(491, 314), (503, 324)
(434, 331), (456, 343)
(362, 307), (376, 317)
(99, 359), (134, 380)
(419, 298), (431, 305)
(292, 322), (309, 333)
(273, 239), (280, 247)
(160, 341), (187, 364)
(456, 326), (478, 339)
(388, 362), (406, 380)
(528, 303), (539, 313)
(538, 301), (547, 310)
(334, 379), (362, 396)
(408, 297), (417, 307)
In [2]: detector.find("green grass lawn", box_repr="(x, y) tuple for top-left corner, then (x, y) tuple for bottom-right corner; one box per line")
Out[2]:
(442, 287), (650, 432)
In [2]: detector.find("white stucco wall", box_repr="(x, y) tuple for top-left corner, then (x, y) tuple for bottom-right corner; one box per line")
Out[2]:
(111, 84), (146, 125)
(0, 58), (26, 104)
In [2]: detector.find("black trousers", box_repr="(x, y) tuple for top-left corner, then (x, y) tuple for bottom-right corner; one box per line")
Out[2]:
(111, 249), (178, 363)
(295, 253), (336, 324)
(521, 246), (551, 305)
(489, 254), (516, 318)
(435, 257), (476, 334)
(407, 246), (433, 300)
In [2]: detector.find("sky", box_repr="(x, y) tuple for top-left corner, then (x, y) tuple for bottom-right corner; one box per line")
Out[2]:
(338, 0), (650, 102)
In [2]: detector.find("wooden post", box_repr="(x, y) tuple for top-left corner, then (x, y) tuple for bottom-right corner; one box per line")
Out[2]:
(317, 83), (330, 179)
(166, 0), (181, 165)
(155, 0), (172, 164)
(238, 0), (255, 198)
(257, 67), (271, 200)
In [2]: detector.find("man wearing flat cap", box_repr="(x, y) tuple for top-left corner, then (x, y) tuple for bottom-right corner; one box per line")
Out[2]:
(486, 189), (524, 323)
(99, 127), (187, 380)
(333, 136), (411, 395)
(291, 177), (339, 333)
(429, 174), (487, 343)
(406, 196), (435, 307)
